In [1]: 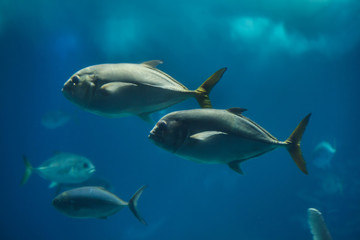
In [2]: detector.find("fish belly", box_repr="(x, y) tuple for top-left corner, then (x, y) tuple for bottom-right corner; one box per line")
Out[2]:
(177, 134), (279, 164)
(66, 203), (124, 219)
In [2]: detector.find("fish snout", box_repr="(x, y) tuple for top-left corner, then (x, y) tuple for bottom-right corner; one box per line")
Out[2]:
(62, 80), (73, 93)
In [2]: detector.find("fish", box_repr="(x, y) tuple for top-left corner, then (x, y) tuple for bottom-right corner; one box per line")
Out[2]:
(41, 109), (71, 129)
(52, 185), (147, 224)
(21, 152), (95, 188)
(312, 141), (336, 169)
(62, 60), (226, 122)
(308, 208), (332, 240)
(148, 108), (311, 174)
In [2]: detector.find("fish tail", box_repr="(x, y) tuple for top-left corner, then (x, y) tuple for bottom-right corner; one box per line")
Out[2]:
(195, 68), (227, 108)
(128, 185), (147, 225)
(21, 155), (33, 185)
(285, 113), (311, 175)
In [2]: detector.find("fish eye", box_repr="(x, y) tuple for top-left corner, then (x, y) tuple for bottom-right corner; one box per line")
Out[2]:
(157, 120), (167, 131)
(71, 75), (80, 85)
(83, 163), (89, 168)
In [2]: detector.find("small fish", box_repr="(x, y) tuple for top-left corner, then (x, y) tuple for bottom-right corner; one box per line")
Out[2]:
(149, 108), (311, 174)
(312, 141), (336, 169)
(41, 110), (71, 129)
(21, 152), (95, 188)
(308, 208), (332, 240)
(52, 185), (147, 224)
(62, 60), (226, 122)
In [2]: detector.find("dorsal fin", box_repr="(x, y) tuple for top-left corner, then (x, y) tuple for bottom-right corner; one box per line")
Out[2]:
(141, 60), (163, 68)
(227, 108), (247, 116)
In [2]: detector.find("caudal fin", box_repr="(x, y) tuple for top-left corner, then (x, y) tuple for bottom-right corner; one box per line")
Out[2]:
(128, 185), (147, 225)
(285, 113), (311, 174)
(195, 68), (227, 108)
(21, 155), (33, 185)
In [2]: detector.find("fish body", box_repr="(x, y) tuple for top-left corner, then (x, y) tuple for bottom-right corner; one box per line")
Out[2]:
(52, 185), (147, 224)
(62, 60), (226, 121)
(21, 152), (95, 187)
(149, 108), (311, 174)
(41, 110), (71, 129)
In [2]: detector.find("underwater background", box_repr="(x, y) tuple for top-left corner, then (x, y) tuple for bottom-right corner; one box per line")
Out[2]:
(1, 0), (360, 239)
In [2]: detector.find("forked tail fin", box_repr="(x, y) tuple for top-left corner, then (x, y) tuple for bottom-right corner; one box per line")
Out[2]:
(128, 185), (147, 225)
(21, 155), (33, 185)
(285, 113), (311, 174)
(195, 68), (227, 108)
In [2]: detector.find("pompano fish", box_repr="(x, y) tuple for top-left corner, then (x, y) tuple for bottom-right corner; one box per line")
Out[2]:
(21, 152), (95, 188)
(52, 185), (147, 224)
(148, 108), (311, 174)
(62, 60), (226, 122)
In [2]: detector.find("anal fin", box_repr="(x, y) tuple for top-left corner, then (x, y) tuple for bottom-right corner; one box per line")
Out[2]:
(228, 161), (244, 175)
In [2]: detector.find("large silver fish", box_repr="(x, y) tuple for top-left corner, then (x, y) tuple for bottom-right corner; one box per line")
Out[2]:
(21, 152), (95, 188)
(52, 185), (147, 224)
(62, 60), (226, 122)
(148, 108), (311, 174)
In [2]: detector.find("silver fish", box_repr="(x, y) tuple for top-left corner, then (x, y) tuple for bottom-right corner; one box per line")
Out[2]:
(52, 185), (147, 224)
(62, 60), (226, 122)
(149, 108), (311, 174)
(21, 152), (95, 188)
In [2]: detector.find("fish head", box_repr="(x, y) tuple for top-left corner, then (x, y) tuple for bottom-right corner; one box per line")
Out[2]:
(148, 116), (188, 153)
(62, 67), (97, 107)
(52, 191), (71, 211)
(52, 188), (85, 216)
(72, 158), (96, 179)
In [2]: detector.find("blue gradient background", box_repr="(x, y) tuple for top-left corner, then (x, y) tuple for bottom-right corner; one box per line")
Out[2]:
(1, 1), (359, 239)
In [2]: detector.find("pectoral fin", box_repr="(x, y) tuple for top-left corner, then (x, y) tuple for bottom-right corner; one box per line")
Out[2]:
(189, 131), (227, 141)
(228, 161), (244, 175)
(138, 113), (154, 124)
(99, 82), (137, 96)
(141, 60), (163, 68)
(49, 181), (58, 188)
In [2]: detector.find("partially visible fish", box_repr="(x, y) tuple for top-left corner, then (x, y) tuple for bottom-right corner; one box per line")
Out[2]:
(54, 176), (112, 196)
(62, 60), (226, 122)
(313, 141), (336, 169)
(21, 152), (95, 188)
(41, 110), (71, 129)
(308, 208), (332, 240)
(52, 185), (147, 224)
(149, 108), (311, 174)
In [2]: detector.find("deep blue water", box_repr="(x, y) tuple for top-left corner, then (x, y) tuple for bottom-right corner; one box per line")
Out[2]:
(1, 1), (360, 239)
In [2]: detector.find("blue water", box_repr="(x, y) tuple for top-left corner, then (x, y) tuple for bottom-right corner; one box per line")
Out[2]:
(1, 1), (360, 239)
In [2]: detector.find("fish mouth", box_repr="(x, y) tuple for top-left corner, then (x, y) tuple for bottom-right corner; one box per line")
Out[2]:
(61, 82), (72, 96)
(89, 167), (96, 174)
(148, 131), (161, 143)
